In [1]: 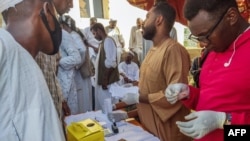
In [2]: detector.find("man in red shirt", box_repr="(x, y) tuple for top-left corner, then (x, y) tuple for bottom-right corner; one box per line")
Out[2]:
(165, 0), (250, 141)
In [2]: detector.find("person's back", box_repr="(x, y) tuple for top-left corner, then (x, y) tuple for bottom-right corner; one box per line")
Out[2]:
(57, 17), (82, 114)
(0, 0), (65, 140)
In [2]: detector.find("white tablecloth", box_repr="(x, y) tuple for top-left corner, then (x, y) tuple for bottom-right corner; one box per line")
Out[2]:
(64, 110), (160, 141)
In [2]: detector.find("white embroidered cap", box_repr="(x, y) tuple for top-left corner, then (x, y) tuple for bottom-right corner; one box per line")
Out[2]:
(0, 0), (23, 13)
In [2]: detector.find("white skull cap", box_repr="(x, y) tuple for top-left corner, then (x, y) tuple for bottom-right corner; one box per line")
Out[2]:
(0, 0), (23, 13)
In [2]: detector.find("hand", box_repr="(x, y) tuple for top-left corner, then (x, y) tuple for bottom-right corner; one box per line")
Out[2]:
(123, 77), (131, 83)
(102, 77), (108, 90)
(62, 100), (71, 116)
(165, 83), (189, 104)
(93, 47), (99, 53)
(108, 110), (128, 122)
(176, 111), (226, 139)
(121, 93), (139, 105)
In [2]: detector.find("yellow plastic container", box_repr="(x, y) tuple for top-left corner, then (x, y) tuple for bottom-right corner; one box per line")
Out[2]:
(67, 118), (104, 141)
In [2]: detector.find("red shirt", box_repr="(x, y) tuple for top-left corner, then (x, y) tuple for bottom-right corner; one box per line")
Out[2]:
(183, 28), (250, 141)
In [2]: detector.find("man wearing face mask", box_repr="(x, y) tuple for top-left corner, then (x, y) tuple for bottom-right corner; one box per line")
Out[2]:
(0, 0), (65, 140)
(35, 0), (73, 119)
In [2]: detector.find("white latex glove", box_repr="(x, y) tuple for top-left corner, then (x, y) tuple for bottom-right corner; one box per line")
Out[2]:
(165, 83), (189, 104)
(108, 110), (128, 122)
(176, 111), (226, 139)
(121, 93), (139, 105)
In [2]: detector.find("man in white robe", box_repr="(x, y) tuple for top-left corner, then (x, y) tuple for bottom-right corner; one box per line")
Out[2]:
(129, 18), (144, 64)
(57, 16), (82, 115)
(91, 23), (120, 112)
(0, 0), (65, 140)
(105, 19), (125, 63)
(70, 26), (93, 113)
(118, 51), (139, 85)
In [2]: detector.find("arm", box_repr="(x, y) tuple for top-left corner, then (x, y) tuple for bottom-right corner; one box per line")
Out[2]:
(148, 44), (191, 122)
(181, 86), (200, 110)
(129, 27), (135, 49)
(101, 38), (118, 89)
(104, 37), (117, 69)
(117, 27), (125, 48)
(59, 42), (81, 70)
(71, 32), (87, 66)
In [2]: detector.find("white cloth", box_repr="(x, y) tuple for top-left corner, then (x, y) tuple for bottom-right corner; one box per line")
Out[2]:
(70, 31), (92, 113)
(0, 28), (65, 141)
(109, 83), (139, 98)
(64, 110), (160, 141)
(94, 37), (118, 111)
(118, 61), (139, 82)
(129, 26), (143, 63)
(81, 27), (100, 65)
(105, 27), (124, 63)
(170, 27), (178, 41)
(57, 29), (81, 114)
(0, 0), (22, 13)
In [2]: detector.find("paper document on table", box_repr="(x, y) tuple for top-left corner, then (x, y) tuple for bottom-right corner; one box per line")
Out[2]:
(109, 83), (139, 98)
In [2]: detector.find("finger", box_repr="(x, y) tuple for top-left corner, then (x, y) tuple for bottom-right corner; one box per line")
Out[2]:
(165, 88), (175, 96)
(184, 112), (197, 120)
(167, 96), (177, 102)
(169, 98), (178, 104)
(180, 129), (199, 139)
(176, 121), (193, 129)
(177, 121), (198, 139)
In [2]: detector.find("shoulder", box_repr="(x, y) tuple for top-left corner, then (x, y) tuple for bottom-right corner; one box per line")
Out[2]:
(105, 37), (115, 43)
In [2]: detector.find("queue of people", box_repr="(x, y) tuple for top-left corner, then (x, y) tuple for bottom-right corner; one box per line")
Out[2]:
(1, 0), (250, 141)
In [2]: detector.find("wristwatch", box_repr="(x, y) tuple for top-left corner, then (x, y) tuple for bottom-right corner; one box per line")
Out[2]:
(224, 113), (232, 125)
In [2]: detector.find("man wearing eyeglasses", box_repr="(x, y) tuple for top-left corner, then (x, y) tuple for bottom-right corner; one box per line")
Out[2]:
(165, 0), (250, 141)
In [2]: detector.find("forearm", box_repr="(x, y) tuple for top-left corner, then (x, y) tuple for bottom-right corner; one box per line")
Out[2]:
(139, 94), (149, 103)
(181, 86), (200, 110)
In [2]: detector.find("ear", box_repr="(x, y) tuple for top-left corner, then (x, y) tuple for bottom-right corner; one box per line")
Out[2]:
(226, 7), (239, 26)
(155, 15), (164, 26)
(41, 2), (55, 30)
(42, 2), (50, 16)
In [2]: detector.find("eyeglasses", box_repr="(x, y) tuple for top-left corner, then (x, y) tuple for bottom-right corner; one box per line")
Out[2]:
(188, 8), (229, 43)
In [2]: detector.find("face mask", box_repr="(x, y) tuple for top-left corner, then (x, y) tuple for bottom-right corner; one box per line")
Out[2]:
(40, 8), (62, 55)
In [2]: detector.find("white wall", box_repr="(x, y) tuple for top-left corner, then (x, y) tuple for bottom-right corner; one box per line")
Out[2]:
(68, 0), (187, 49)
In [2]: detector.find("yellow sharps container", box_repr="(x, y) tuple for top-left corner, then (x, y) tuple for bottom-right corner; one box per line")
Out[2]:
(67, 118), (104, 141)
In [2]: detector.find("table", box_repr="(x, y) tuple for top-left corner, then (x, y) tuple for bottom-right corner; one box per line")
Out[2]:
(64, 110), (160, 141)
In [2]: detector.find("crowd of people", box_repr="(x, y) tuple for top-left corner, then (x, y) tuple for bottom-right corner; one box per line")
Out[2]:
(1, 0), (249, 141)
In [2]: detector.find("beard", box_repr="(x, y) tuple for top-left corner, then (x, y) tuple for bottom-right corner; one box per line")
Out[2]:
(143, 24), (156, 40)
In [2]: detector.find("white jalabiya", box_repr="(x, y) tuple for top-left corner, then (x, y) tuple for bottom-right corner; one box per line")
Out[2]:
(0, 28), (65, 141)
(105, 27), (125, 63)
(81, 27), (100, 65)
(71, 31), (92, 113)
(0, 0), (22, 12)
(118, 61), (139, 82)
(57, 29), (81, 115)
(129, 26), (143, 63)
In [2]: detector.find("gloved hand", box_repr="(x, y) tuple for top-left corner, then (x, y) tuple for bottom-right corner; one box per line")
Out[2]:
(176, 111), (226, 139)
(165, 83), (189, 104)
(108, 110), (128, 122)
(121, 93), (139, 105)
